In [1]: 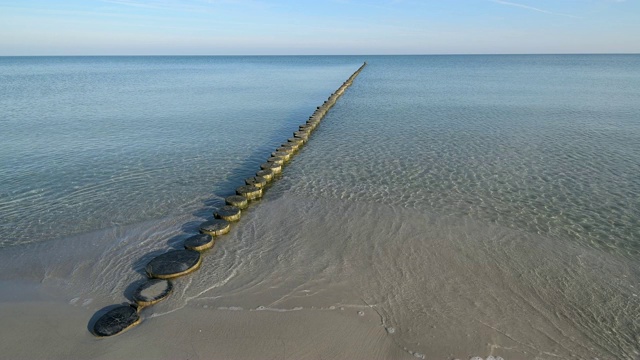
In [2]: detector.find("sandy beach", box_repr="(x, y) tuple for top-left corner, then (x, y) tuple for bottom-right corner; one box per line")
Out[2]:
(1, 299), (409, 360)
(2, 193), (638, 359)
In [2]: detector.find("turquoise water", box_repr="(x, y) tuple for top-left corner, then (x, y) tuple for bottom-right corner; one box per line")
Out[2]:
(1, 55), (639, 359)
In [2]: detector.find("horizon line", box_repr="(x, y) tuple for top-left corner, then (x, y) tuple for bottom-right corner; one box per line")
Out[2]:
(1, 52), (639, 57)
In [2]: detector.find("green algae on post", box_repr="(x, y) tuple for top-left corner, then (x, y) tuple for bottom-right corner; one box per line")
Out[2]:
(225, 195), (248, 209)
(277, 143), (297, 151)
(93, 304), (141, 337)
(146, 249), (202, 279)
(293, 131), (309, 141)
(272, 151), (292, 161)
(266, 156), (285, 165)
(260, 162), (282, 174)
(245, 176), (267, 189)
(299, 124), (314, 132)
(255, 169), (274, 182)
(215, 205), (242, 222)
(287, 137), (304, 147)
(199, 219), (231, 236)
(236, 185), (262, 200)
(184, 233), (215, 251)
(271, 146), (295, 161)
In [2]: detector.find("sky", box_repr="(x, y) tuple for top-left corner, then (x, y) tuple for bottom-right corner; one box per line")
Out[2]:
(0, 0), (638, 55)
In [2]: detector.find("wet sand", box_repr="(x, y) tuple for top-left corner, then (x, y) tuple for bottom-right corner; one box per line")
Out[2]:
(1, 194), (638, 359)
(1, 299), (409, 360)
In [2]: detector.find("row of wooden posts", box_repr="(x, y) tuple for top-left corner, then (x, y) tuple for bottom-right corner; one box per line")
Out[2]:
(91, 62), (367, 337)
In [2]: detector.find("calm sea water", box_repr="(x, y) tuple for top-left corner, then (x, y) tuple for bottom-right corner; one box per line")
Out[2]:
(1, 55), (638, 253)
(283, 55), (640, 256)
(1, 55), (639, 359)
(0, 56), (362, 247)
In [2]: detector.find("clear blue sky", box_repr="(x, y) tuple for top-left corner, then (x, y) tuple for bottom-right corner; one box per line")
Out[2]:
(1, 0), (638, 55)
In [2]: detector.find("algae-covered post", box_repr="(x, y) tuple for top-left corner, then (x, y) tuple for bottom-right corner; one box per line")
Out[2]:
(245, 176), (268, 189)
(226, 194), (249, 209)
(199, 218), (231, 236)
(184, 233), (216, 251)
(145, 249), (202, 279)
(90, 61), (366, 337)
(92, 305), (141, 337)
(215, 205), (242, 222)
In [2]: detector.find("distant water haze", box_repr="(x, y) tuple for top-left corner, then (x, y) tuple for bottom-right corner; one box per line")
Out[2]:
(0, 55), (638, 359)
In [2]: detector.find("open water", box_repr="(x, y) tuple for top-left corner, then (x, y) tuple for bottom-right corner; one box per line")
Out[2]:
(0, 55), (639, 359)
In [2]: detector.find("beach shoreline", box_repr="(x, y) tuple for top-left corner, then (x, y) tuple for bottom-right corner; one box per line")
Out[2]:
(2, 55), (639, 360)
(1, 194), (638, 359)
(0, 295), (411, 360)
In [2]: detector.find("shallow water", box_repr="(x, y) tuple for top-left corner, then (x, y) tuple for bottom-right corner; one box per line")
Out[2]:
(1, 55), (639, 359)
(283, 55), (640, 257)
(0, 56), (362, 247)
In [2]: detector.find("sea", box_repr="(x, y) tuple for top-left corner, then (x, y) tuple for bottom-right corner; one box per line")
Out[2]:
(0, 55), (639, 359)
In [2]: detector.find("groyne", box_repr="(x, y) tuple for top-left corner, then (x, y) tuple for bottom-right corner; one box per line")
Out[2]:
(91, 62), (367, 337)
